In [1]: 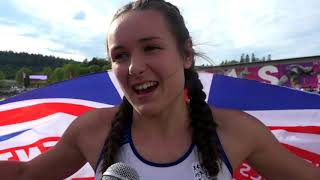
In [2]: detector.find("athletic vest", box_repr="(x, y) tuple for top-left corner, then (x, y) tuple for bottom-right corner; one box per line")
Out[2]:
(94, 123), (233, 180)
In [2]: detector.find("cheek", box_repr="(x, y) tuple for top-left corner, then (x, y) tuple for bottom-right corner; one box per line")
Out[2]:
(112, 65), (128, 86)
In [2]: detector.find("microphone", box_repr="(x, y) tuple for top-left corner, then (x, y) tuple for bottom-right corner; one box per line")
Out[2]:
(102, 162), (139, 180)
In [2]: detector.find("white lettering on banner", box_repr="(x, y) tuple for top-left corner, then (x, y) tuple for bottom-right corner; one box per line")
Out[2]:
(15, 147), (42, 161)
(0, 137), (59, 161)
(0, 152), (13, 160)
(238, 163), (264, 180)
(239, 163), (250, 177)
(258, 65), (279, 84)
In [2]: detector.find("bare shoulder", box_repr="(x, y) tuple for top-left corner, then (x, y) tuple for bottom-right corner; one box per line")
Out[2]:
(210, 107), (266, 168)
(70, 106), (119, 135)
(211, 107), (259, 129)
(211, 107), (268, 140)
(62, 106), (119, 168)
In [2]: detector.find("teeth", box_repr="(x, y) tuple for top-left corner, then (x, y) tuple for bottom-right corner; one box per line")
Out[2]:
(134, 81), (157, 90)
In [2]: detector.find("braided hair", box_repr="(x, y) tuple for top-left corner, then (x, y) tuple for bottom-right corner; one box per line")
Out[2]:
(102, 0), (221, 177)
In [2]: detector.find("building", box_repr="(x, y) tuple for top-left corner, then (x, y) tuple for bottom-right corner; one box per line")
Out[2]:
(197, 55), (320, 91)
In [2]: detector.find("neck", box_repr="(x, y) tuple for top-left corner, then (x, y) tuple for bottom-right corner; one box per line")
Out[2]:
(132, 96), (190, 138)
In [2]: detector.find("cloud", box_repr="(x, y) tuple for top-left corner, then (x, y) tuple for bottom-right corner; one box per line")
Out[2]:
(73, 11), (86, 21)
(0, 0), (319, 64)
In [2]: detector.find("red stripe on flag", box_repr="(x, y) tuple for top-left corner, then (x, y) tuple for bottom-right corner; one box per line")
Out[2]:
(282, 143), (320, 167)
(0, 103), (94, 126)
(269, 126), (320, 134)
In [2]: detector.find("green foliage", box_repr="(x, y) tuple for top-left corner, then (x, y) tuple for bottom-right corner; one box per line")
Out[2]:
(0, 51), (112, 86)
(0, 51), (79, 79)
(0, 71), (4, 80)
(15, 67), (32, 86)
(50, 67), (65, 83)
(63, 63), (80, 79)
(78, 67), (90, 76)
(89, 65), (101, 73)
(0, 71), (5, 87)
(102, 65), (110, 71)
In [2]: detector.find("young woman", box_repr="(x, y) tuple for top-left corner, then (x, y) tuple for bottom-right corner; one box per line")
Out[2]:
(0, 0), (319, 179)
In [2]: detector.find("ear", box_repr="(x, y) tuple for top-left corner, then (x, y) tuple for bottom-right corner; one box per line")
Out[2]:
(183, 39), (194, 69)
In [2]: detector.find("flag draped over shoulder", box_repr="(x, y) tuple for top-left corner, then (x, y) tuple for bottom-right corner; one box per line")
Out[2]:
(0, 72), (319, 180)
(209, 75), (320, 180)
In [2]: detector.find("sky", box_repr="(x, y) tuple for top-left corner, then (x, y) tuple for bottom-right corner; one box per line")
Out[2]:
(0, 0), (319, 65)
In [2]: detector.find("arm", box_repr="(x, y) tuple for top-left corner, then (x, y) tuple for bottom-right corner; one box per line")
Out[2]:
(0, 114), (89, 180)
(214, 108), (319, 179)
(244, 113), (320, 179)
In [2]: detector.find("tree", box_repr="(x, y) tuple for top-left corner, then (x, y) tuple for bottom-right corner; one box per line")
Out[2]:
(88, 65), (101, 73)
(42, 67), (53, 76)
(15, 67), (32, 87)
(240, 54), (245, 63)
(245, 54), (250, 63)
(267, 54), (272, 61)
(0, 70), (5, 80)
(63, 64), (80, 79)
(251, 53), (256, 62)
(0, 70), (5, 87)
(102, 65), (111, 71)
(50, 67), (65, 83)
(78, 67), (90, 76)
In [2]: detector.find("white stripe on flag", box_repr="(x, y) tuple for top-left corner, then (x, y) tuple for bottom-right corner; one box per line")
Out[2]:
(199, 72), (213, 102)
(272, 130), (320, 154)
(246, 109), (320, 127)
(0, 98), (113, 112)
(0, 113), (76, 137)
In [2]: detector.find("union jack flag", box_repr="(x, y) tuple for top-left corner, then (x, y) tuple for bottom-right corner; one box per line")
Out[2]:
(0, 72), (319, 179)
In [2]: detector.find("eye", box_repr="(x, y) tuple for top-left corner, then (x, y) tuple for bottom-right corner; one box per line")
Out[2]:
(112, 52), (129, 63)
(144, 45), (162, 52)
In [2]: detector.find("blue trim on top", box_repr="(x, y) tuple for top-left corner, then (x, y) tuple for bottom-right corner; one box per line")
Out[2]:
(128, 121), (195, 167)
(213, 130), (233, 174)
(0, 129), (30, 142)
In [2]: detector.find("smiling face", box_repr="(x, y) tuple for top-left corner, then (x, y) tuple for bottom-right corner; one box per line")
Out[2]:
(107, 10), (192, 116)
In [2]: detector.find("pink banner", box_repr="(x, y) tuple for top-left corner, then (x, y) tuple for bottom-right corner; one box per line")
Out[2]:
(207, 61), (320, 90)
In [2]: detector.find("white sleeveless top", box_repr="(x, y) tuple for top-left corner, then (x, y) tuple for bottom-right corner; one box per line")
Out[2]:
(94, 124), (233, 180)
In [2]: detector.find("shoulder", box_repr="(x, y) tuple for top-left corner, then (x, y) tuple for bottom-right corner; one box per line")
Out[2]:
(209, 107), (273, 168)
(62, 106), (120, 167)
(211, 107), (267, 137)
(68, 107), (119, 141)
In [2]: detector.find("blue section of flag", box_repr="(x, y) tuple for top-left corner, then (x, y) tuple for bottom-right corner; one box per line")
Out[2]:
(0, 72), (122, 105)
(0, 129), (30, 142)
(208, 75), (320, 110)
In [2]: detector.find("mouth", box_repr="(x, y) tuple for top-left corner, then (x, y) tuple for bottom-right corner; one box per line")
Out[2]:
(132, 81), (159, 95)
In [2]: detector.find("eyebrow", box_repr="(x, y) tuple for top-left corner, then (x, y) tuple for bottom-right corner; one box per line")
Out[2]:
(110, 36), (162, 52)
(138, 36), (161, 42)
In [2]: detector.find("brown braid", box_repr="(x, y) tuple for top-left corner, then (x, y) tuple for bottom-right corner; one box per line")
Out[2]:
(101, 97), (132, 173)
(185, 68), (220, 176)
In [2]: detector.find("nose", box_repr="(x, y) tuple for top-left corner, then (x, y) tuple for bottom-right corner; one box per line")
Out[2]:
(128, 53), (147, 76)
